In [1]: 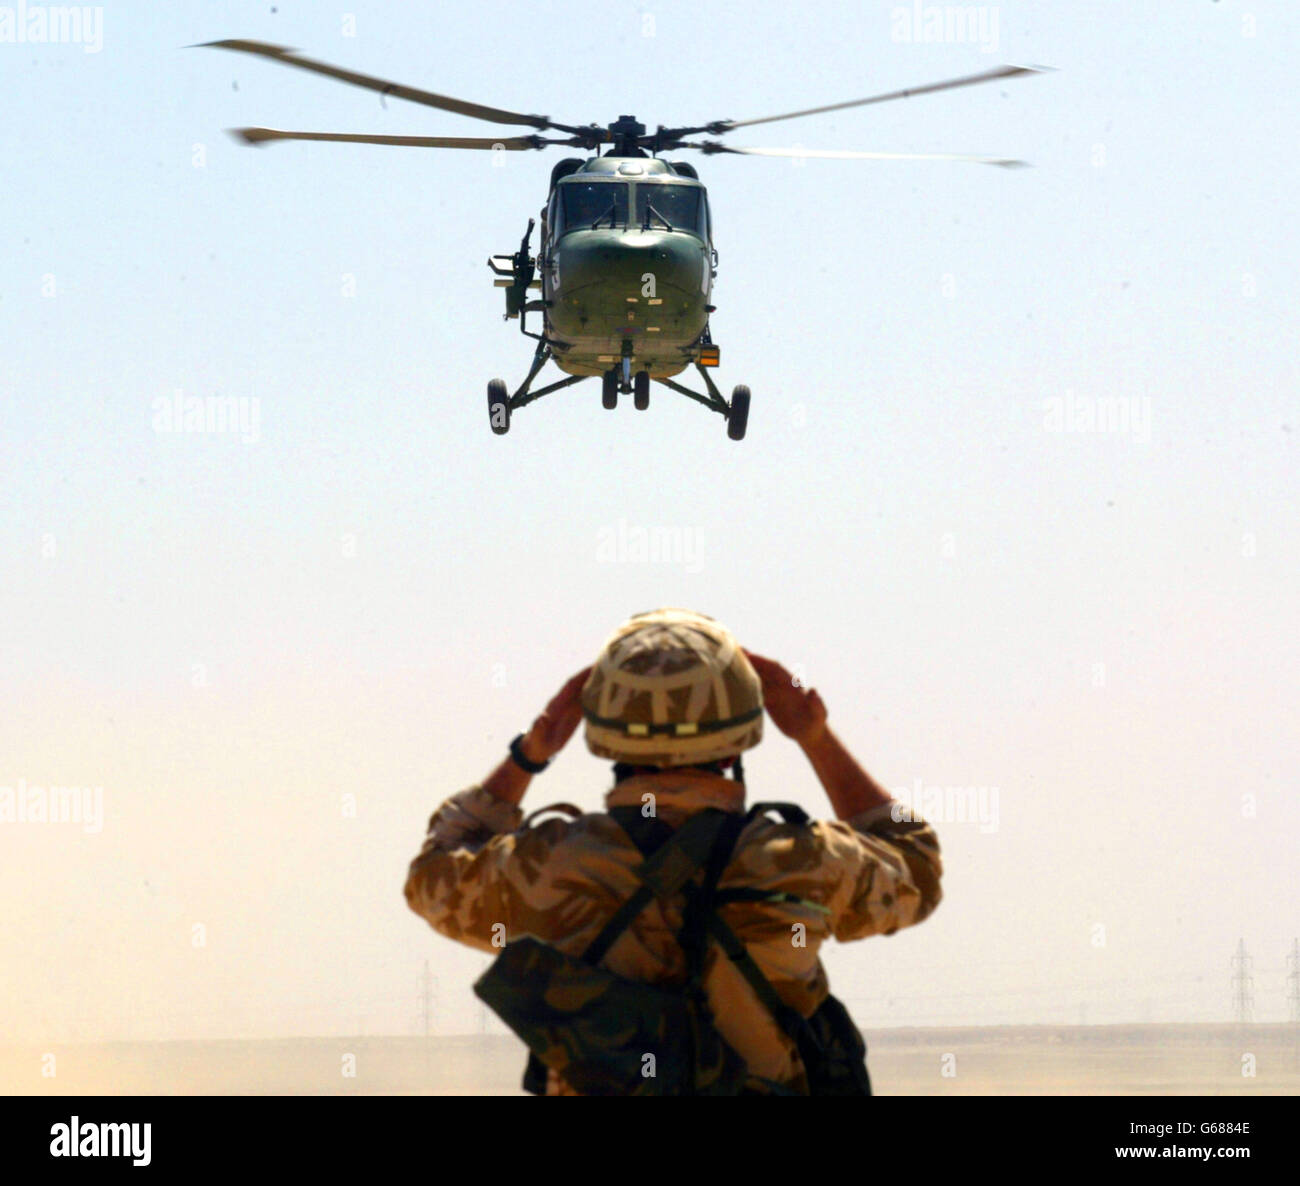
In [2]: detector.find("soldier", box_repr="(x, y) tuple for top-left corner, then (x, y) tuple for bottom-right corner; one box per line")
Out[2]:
(404, 608), (942, 1094)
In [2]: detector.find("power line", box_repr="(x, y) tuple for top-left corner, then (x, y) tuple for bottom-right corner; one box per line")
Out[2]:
(416, 960), (435, 1037)
(1287, 940), (1300, 1023)
(1286, 939), (1299, 1067)
(1230, 938), (1254, 1024)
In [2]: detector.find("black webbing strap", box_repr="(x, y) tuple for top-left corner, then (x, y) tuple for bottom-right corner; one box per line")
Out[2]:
(528, 806), (790, 1094)
(676, 808), (749, 982)
(581, 884), (655, 967)
(590, 801), (816, 1047)
(703, 911), (803, 1031)
(607, 804), (675, 854)
(745, 800), (810, 826)
(696, 803), (818, 1034)
(708, 802), (826, 920)
(581, 807), (729, 966)
(591, 800), (818, 976)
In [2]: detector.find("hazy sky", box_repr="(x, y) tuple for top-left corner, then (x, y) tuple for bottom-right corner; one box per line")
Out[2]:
(2, 0), (1296, 1043)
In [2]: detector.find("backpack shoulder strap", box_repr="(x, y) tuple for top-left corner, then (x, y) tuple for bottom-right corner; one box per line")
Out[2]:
(520, 806), (752, 1097)
(581, 807), (730, 966)
(589, 801), (818, 1023)
(699, 802), (819, 1032)
(606, 805), (674, 859)
(744, 800), (810, 826)
(592, 801), (815, 967)
(710, 802), (830, 914)
(521, 802), (584, 829)
(701, 911), (803, 1030)
(581, 800), (846, 1093)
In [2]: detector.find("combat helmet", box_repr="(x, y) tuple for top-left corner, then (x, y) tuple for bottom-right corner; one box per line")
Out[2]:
(581, 608), (763, 767)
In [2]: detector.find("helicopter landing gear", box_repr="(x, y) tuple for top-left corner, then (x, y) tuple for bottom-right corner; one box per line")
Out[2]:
(633, 370), (650, 411)
(485, 342), (591, 436)
(649, 361), (750, 442)
(488, 379), (510, 435)
(726, 385), (750, 441)
(602, 369), (619, 410)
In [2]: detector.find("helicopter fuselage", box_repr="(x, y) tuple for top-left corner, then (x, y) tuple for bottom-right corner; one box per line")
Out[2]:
(536, 156), (714, 380)
(200, 41), (1042, 438)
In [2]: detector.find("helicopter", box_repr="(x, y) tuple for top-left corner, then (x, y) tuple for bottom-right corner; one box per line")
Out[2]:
(201, 40), (1044, 441)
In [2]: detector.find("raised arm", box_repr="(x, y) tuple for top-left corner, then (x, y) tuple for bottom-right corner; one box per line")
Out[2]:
(744, 650), (942, 938)
(403, 666), (591, 949)
(744, 652), (892, 819)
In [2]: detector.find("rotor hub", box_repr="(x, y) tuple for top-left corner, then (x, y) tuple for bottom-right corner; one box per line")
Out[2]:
(605, 115), (648, 155)
(609, 115), (645, 138)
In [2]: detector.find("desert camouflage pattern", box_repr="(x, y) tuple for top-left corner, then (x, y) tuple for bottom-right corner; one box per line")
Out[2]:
(581, 608), (764, 766)
(475, 934), (753, 1095)
(405, 767), (942, 1095)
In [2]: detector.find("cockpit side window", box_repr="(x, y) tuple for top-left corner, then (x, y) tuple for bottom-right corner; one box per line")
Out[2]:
(559, 182), (630, 233)
(634, 184), (705, 237)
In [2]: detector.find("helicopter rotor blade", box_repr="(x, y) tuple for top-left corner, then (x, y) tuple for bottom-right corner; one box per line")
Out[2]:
(229, 128), (569, 150)
(691, 142), (1028, 168)
(197, 40), (584, 134)
(665, 64), (1047, 138)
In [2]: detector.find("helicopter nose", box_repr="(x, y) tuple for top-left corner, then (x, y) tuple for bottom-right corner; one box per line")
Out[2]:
(558, 231), (704, 296)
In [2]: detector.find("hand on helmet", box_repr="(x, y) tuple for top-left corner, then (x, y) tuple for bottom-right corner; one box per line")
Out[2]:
(744, 651), (828, 747)
(521, 666), (593, 763)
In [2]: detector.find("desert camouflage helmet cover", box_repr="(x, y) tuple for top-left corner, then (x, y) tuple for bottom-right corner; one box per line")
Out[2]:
(581, 609), (764, 766)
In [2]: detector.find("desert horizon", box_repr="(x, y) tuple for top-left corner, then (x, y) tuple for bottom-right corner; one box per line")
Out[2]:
(7, 1023), (1298, 1096)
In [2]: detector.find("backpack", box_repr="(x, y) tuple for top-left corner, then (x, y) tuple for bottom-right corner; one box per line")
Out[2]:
(472, 801), (872, 1096)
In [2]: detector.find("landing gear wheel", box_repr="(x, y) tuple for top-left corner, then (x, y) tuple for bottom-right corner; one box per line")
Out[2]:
(602, 369), (618, 410)
(633, 370), (650, 411)
(488, 379), (510, 435)
(727, 385), (750, 441)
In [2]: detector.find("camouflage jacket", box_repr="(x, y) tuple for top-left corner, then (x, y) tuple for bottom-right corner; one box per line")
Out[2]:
(404, 768), (942, 1094)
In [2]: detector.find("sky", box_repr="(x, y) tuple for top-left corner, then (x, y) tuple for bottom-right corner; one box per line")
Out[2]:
(1, 0), (1297, 1044)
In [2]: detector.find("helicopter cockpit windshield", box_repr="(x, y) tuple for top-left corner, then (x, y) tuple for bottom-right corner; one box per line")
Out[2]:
(634, 185), (704, 237)
(560, 182), (630, 233)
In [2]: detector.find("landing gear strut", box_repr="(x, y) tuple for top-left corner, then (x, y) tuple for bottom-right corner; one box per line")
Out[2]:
(486, 343), (750, 440)
(486, 339), (590, 435)
(652, 363), (751, 441)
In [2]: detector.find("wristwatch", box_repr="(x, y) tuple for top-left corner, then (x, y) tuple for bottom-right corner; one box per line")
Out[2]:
(509, 733), (550, 775)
